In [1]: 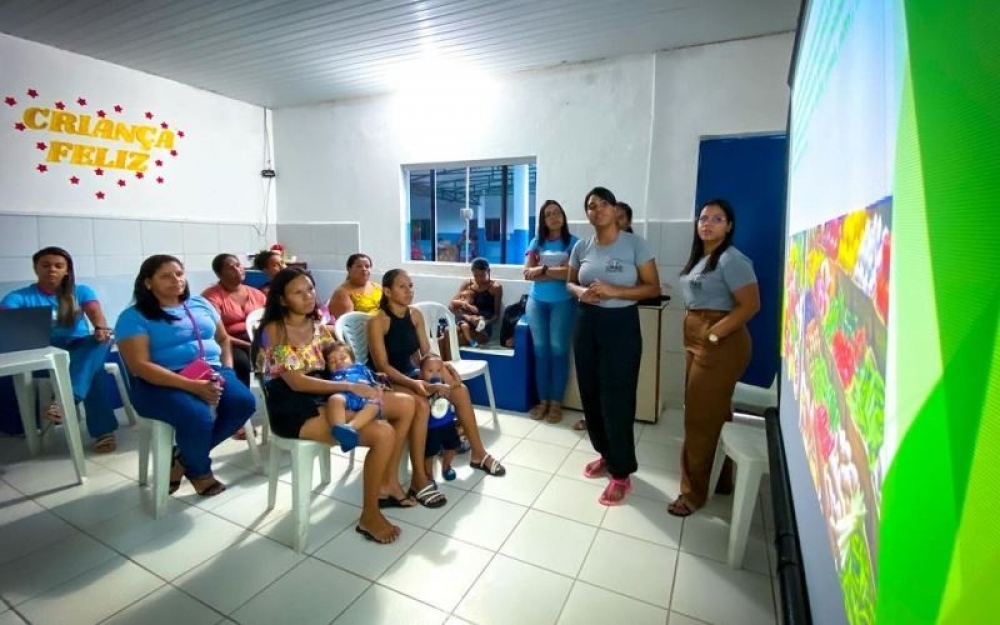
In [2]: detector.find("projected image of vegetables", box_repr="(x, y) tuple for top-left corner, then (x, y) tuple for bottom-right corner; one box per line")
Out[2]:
(783, 199), (890, 623)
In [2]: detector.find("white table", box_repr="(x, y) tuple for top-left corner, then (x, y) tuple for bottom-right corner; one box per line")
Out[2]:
(0, 346), (87, 484)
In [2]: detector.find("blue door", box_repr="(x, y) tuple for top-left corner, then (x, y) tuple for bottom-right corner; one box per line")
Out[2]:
(695, 134), (787, 388)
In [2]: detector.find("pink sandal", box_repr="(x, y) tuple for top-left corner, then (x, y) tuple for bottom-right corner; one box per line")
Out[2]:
(598, 477), (633, 506)
(583, 457), (607, 479)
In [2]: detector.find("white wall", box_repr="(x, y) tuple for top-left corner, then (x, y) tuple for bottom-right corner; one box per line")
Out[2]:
(0, 33), (274, 226)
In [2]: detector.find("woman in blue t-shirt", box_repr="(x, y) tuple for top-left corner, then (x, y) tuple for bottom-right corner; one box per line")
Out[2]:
(523, 200), (579, 424)
(0, 247), (118, 452)
(115, 255), (256, 497)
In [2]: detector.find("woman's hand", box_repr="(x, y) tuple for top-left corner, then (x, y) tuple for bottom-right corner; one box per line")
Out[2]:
(585, 280), (618, 301)
(93, 327), (113, 343)
(187, 379), (223, 405)
(524, 266), (545, 281)
(352, 383), (382, 401)
(413, 380), (434, 396)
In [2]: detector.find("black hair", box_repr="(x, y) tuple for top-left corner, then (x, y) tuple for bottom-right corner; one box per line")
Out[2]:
(680, 198), (736, 275)
(258, 267), (320, 330)
(132, 255), (190, 321)
(535, 200), (571, 249)
(252, 250), (280, 272)
(32, 247), (78, 327)
(346, 253), (372, 271)
(211, 253), (239, 277)
(617, 202), (634, 234)
(584, 186), (617, 213)
(378, 268), (407, 313)
(471, 257), (490, 273)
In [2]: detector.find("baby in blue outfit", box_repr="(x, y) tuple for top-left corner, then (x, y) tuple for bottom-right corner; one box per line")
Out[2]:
(324, 343), (387, 452)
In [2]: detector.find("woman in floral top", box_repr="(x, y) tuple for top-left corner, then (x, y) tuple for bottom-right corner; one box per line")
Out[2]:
(256, 268), (418, 544)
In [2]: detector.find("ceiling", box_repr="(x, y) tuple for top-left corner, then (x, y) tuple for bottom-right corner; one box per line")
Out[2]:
(0, 0), (799, 108)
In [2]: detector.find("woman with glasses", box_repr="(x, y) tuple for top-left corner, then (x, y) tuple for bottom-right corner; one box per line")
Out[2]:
(568, 187), (660, 506)
(668, 199), (760, 517)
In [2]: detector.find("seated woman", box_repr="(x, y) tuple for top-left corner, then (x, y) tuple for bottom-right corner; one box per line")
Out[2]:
(1, 247), (118, 453)
(256, 268), (423, 541)
(115, 255), (256, 496)
(252, 250), (286, 295)
(448, 257), (503, 347)
(201, 253), (266, 387)
(369, 268), (507, 486)
(327, 253), (382, 319)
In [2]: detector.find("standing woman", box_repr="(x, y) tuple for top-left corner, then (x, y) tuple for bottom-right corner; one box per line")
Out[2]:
(523, 200), (578, 424)
(327, 253), (383, 318)
(0, 247), (118, 453)
(568, 187), (660, 506)
(668, 199), (759, 517)
(201, 253), (266, 387)
(115, 256), (257, 496)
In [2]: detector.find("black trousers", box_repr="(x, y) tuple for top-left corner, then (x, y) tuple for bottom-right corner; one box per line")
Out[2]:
(574, 303), (642, 479)
(232, 345), (253, 387)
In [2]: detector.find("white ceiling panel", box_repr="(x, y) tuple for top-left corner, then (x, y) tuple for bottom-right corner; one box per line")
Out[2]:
(0, 0), (800, 107)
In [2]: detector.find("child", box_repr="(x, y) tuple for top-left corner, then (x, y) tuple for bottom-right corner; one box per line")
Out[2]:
(448, 257), (502, 347)
(419, 354), (462, 481)
(323, 343), (386, 452)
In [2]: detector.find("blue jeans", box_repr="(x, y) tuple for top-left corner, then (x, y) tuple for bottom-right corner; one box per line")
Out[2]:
(49, 337), (118, 440)
(526, 297), (577, 402)
(129, 367), (255, 477)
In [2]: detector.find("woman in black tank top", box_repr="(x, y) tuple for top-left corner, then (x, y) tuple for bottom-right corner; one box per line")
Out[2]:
(448, 257), (503, 347)
(369, 269), (507, 506)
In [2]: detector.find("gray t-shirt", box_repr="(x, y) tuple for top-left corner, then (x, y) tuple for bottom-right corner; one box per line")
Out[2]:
(569, 232), (655, 308)
(679, 246), (757, 311)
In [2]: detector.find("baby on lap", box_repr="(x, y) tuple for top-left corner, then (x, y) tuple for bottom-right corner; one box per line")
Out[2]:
(323, 343), (388, 452)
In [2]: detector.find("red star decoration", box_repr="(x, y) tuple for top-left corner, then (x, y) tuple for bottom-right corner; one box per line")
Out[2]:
(4, 96), (15, 106)
(145, 111), (154, 119)
(69, 176), (79, 185)
(135, 172), (145, 179)
(77, 97), (87, 106)
(156, 177), (164, 184)
(117, 179), (126, 187)
(97, 110), (107, 118)
(114, 104), (123, 113)
(14, 122), (26, 131)
(155, 159), (163, 167)
(36, 164), (48, 173)
(177, 130), (185, 138)
(35, 142), (46, 150)
(27, 89), (38, 98)
(95, 168), (104, 176)
(96, 191), (105, 200)
(170, 150), (178, 157)
(55, 101), (65, 110)
(160, 121), (169, 129)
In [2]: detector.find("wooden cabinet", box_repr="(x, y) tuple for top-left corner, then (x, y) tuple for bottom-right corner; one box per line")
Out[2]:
(562, 302), (669, 423)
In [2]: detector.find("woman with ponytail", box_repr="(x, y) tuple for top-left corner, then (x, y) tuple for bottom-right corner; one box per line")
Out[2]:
(1, 247), (119, 452)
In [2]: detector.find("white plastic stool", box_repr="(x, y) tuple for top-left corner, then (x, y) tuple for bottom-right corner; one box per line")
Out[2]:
(708, 421), (770, 569)
(266, 433), (332, 553)
(138, 417), (175, 519)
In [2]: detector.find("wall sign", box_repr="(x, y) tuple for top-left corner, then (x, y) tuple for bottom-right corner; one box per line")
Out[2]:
(4, 88), (187, 200)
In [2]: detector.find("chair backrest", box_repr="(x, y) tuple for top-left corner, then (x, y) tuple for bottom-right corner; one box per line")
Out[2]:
(412, 301), (460, 363)
(335, 312), (371, 365)
(245, 308), (265, 342)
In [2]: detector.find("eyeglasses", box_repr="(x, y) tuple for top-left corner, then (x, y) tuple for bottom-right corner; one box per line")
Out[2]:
(698, 215), (727, 225)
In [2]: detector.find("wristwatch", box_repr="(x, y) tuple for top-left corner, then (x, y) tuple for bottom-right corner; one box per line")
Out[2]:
(708, 333), (720, 345)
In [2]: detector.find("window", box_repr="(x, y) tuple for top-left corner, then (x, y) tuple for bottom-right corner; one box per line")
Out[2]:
(405, 159), (537, 265)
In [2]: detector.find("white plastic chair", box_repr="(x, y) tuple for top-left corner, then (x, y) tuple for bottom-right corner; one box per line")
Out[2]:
(412, 301), (498, 421)
(266, 432), (332, 553)
(708, 421), (770, 569)
(244, 307), (270, 445)
(334, 311), (371, 365)
(733, 375), (778, 415)
(138, 416), (175, 519)
(36, 360), (139, 437)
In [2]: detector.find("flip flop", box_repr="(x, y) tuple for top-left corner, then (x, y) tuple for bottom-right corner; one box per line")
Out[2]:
(573, 419), (587, 431)
(408, 483), (447, 508)
(355, 525), (396, 544)
(92, 434), (117, 454)
(470, 454), (506, 477)
(378, 494), (416, 509)
(598, 477), (633, 507)
(583, 457), (607, 479)
(667, 496), (698, 517)
(168, 447), (184, 495)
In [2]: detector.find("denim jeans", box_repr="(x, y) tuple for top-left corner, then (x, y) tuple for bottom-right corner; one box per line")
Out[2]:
(51, 337), (118, 439)
(526, 297), (577, 402)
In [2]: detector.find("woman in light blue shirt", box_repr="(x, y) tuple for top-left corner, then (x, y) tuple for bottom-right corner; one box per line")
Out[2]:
(116, 255), (256, 497)
(523, 200), (578, 424)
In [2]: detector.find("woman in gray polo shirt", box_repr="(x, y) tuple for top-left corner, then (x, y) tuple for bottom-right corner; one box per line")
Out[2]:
(668, 198), (760, 517)
(568, 187), (660, 506)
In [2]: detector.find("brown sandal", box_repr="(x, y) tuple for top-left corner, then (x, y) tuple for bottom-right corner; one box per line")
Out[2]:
(545, 404), (563, 424)
(189, 474), (227, 497)
(92, 434), (117, 454)
(529, 402), (549, 421)
(573, 418), (587, 431)
(667, 496), (698, 517)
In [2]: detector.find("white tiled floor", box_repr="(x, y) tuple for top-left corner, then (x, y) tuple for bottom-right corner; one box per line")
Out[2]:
(0, 408), (778, 624)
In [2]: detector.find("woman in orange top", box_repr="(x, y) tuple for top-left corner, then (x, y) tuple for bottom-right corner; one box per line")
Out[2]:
(328, 253), (383, 318)
(202, 253), (266, 387)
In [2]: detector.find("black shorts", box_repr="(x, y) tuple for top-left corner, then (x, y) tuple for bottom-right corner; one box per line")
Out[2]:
(425, 423), (461, 456)
(264, 375), (332, 439)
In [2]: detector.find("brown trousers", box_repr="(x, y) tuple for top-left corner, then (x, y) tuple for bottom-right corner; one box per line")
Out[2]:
(680, 310), (752, 507)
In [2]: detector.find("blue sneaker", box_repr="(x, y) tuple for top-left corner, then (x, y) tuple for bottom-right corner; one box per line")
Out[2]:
(333, 424), (359, 452)
(443, 466), (457, 481)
